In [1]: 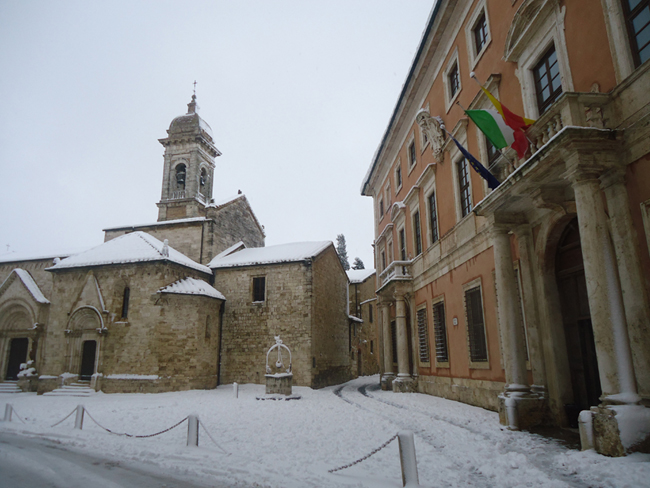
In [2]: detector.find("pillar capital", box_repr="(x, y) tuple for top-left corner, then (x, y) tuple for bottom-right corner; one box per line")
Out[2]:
(599, 167), (626, 190)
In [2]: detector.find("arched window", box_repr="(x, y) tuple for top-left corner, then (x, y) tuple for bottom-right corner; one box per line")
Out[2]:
(121, 287), (130, 319)
(200, 168), (207, 187)
(175, 164), (186, 190)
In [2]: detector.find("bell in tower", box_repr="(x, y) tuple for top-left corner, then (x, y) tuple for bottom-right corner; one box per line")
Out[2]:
(157, 93), (221, 222)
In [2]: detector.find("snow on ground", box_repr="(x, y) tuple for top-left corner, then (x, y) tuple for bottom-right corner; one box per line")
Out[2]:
(1, 375), (649, 488)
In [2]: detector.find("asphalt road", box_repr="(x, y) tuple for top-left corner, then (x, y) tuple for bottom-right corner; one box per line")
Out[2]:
(0, 432), (235, 488)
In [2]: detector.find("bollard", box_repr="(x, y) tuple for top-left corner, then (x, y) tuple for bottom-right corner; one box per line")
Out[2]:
(578, 409), (594, 450)
(398, 431), (420, 488)
(187, 415), (199, 447)
(3, 404), (12, 422)
(74, 405), (85, 430)
(233, 382), (239, 398)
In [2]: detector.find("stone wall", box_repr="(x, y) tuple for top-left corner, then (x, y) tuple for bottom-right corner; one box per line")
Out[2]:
(311, 246), (351, 388)
(213, 261), (314, 386)
(351, 274), (380, 377)
(0, 258), (59, 300)
(39, 262), (220, 393)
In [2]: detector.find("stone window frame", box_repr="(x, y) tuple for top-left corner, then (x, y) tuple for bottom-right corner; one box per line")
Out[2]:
(120, 285), (130, 319)
(465, 0), (492, 70)
(416, 303), (431, 367)
(379, 197), (385, 219)
(432, 295), (450, 368)
(443, 47), (462, 113)
(384, 182), (392, 208)
(251, 275), (266, 303)
(448, 122), (473, 223)
(622, 0), (650, 67)
(394, 158), (403, 195)
(398, 225), (407, 261)
(411, 207), (423, 257)
(505, 3), (574, 119)
(406, 133), (418, 175)
(462, 277), (490, 370)
(600, 0), (641, 81)
(172, 160), (188, 192)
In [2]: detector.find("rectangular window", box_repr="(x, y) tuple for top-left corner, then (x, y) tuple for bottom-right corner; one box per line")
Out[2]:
(428, 192), (439, 244)
(413, 211), (422, 256)
(381, 251), (386, 271)
(486, 136), (500, 168)
(448, 63), (460, 98)
(533, 44), (563, 114)
(252, 276), (266, 302)
(473, 12), (488, 54)
(396, 164), (402, 188)
(623, 0), (650, 66)
(379, 199), (384, 217)
(416, 307), (430, 364)
(121, 287), (130, 319)
(465, 286), (488, 362)
(433, 301), (449, 363)
(408, 141), (417, 168)
(457, 158), (472, 217)
(369, 304), (373, 323)
(399, 228), (406, 261)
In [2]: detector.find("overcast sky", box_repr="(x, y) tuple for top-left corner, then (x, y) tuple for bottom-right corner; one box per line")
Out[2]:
(0, 0), (433, 268)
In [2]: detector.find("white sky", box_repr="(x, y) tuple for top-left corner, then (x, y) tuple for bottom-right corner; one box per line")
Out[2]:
(0, 0), (434, 268)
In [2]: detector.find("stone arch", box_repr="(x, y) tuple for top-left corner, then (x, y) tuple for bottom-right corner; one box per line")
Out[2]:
(67, 306), (103, 331)
(65, 306), (104, 380)
(0, 301), (38, 381)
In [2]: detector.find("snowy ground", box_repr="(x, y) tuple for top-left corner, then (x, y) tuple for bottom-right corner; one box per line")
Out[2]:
(1, 375), (649, 488)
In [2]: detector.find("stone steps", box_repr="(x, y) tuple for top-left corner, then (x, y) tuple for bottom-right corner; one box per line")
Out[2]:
(43, 381), (95, 397)
(0, 381), (22, 394)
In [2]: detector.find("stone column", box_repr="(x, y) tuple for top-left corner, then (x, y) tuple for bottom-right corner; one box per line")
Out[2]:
(570, 171), (639, 404)
(381, 301), (394, 390)
(514, 225), (547, 394)
(601, 169), (650, 399)
(492, 225), (530, 394)
(395, 296), (409, 378)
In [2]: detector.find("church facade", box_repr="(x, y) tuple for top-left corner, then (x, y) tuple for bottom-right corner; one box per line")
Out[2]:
(0, 96), (351, 394)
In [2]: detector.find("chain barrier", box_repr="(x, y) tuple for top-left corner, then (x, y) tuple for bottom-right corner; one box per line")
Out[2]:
(198, 419), (229, 454)
(328, 433), (398, 473)
(84, 409), (188, 438)
(50, 407), (78, 428)
(12, 409), (26, 424)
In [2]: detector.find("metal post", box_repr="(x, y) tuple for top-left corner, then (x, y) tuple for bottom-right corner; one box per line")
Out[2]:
(74, 405), (85, 430)
(3, 404), (12, 422)
(187, 415), (199, 447)
(398, 431), (419, 487)
(233, 382), (239, 398)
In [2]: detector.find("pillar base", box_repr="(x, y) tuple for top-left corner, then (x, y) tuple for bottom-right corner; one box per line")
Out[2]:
(392, 375), (417, 393)
(381, 373), (395, 391)
(590, 405), (650, 456)
(498, 392), (547, 430)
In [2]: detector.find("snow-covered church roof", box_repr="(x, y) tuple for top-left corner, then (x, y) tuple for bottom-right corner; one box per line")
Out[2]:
(208, 241), (331, 269)
(47, 231), (211, 274)
(158, 277), (225, 300)
(0, 268), (50, 304)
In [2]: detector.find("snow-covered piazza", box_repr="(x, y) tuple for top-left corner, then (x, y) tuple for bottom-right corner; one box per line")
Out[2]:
(1, 376), (648, 488)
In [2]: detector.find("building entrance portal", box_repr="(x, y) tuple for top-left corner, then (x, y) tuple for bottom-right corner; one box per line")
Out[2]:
(80, 340), (97, 381)
(5, 338), (28, 380)
(555, 218), (602, 425)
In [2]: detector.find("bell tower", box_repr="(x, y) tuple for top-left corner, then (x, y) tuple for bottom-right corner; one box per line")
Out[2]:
(157, 94), (221, 222)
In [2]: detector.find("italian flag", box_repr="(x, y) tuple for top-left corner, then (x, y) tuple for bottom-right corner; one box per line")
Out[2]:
(466, 87), (535, 159)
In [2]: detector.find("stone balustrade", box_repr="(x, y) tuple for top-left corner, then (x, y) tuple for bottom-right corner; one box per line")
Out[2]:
(379, 260), (412, 288)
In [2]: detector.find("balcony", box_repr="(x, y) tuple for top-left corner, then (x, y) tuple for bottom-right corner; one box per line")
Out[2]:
(378, 260), (412, 288)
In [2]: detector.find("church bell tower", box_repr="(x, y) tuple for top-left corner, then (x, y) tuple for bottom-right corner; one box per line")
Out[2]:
(157, 94), (221, 222)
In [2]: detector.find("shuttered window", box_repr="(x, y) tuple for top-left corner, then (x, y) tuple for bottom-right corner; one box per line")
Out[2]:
(465, 286), (488, 362)
(416, 307), (430, 364)
(433, 301), (449, 363)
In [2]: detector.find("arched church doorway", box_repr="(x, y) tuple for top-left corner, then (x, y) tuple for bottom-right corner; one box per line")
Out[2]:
(5, 337), (28, 380)
(555, 217), (601, 425)
(80, 340), (97, 381)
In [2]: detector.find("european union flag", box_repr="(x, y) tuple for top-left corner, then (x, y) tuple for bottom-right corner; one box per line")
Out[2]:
(449, 135), (500, 190)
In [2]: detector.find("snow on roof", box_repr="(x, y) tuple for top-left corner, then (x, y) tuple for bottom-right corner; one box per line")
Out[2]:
(158, 277), (225, 300)
(0, 269), (50, 304)
(103, 217), (208, 232)
(0, 247), (85, 264)
(48, 232), (211, 274)
(209, 241), (331, 269)
(349, 315), (363, 323)
(207, 194), (242, 208)
(213, 241), (246, 260)
(347, 268), (376, 284)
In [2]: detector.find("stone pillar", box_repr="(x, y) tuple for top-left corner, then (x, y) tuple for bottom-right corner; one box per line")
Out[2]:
(514, 225), (548, 394)
(381, 301), (394, 390)
(601, 169), (650, 400)
(492, 226), (530, 393)
(570, 172), (639, 405)
(393, 294), (416, 392)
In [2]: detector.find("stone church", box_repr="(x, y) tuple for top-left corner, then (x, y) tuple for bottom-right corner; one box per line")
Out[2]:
(0, 96), (351, 394)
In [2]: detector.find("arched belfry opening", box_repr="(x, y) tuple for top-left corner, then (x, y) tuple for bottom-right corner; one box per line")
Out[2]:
(555, 217), (602, 424)
(175, 164), (187, 191)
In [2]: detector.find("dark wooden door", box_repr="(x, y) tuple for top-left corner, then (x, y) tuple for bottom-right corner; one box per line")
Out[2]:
(80, 341), (97, 380)
(5, 338), (28, 380)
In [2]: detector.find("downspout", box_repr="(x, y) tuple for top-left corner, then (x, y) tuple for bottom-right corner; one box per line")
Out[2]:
(200, 220), (205, 265)
(216, 300), (225, 386)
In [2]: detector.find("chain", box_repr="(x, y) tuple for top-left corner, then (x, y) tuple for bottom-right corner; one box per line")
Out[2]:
(50, 407), (78, 428)
(198, 419), (229, 454)
(11, 408), (26, 424)
(328, 434), (398, 473)
(84, 409), (188, 438)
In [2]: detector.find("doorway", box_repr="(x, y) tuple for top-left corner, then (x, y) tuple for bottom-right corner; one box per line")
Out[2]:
(555, 218), (602, 425)
(5, 338), (28, 380)
(80, 340), (97, 381)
